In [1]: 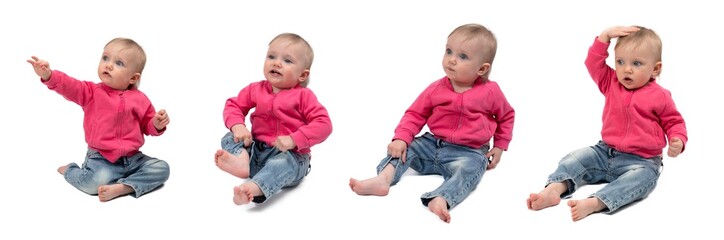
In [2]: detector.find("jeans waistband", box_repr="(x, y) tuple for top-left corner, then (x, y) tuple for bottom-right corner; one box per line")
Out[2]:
(602, 141), (662, 162)
(433, 137), (489, 151)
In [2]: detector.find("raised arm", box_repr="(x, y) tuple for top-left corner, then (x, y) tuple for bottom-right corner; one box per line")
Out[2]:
(585, 26), (641, 94)
(28, 56), (95, 107)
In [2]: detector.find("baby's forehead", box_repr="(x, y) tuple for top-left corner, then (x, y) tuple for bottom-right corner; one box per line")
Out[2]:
(448, 37), (487, 52)
(104, 43), (141, 57)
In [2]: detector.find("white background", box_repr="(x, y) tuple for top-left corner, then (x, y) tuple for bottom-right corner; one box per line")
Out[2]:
(1, 0), (721, 239)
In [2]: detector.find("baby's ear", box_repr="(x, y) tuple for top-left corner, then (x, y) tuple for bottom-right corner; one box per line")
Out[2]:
(652, 61), (662, 77)
(298, 69), (310, 82)
(131, 73), (141, 82)
(478, 63), (491, 76)
(129, 73), (141, 87)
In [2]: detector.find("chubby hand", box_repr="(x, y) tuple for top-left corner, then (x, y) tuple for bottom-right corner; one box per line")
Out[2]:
(153, 109), (170, 131)
(598, 26), (640, 43)
(231, 124), (252, 147)
(485, 147), (503, 170)
(27, 56), (52, 81)
(274, 136), (296, 152)
(667, 137), (684, 157)
(387, 139), (408, 163)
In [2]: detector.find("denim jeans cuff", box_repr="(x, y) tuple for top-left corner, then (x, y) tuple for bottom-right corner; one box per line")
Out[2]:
(249, 179), (270, 202)
(589, 194), (614, 213)
(116, 180), (141, 198)
(420, 194), (453, 209)
(545, 178), (575, 199)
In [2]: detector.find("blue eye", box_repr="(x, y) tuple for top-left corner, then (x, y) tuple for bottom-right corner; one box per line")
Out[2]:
(459, 54), (468, 60)
(633, 60), (642, 67)
(102, 56), (109, 61)
(445, 48), (452, 55)
(284, 59), (293, 64)
(616, 59), (624, 65)
(115, 60), (124, 67)
(267, 55), (275, 60)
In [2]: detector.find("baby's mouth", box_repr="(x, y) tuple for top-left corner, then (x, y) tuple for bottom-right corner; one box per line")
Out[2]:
(270, 70), (282, 76)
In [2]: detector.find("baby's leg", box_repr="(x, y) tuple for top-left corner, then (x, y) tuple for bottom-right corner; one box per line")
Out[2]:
(98, 184), (134, 202)
(568, 197), (606, 221)
(117, 155), (170, 198)
(585, 153), (661, 216)
(215, 149), (250, 178)
(527, 182), (567, 210)
(418, 144), (485, 210)
(349, 164), (395, 196)
(427, 197), (451, 223)
(63, 153), (121, 196)
(529, 144), (609, 210)
(233, 182), (263, 205)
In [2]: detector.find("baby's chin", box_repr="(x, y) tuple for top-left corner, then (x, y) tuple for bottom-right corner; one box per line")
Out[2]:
(619, 80), (648, 90)
(98, 75), (111, 83)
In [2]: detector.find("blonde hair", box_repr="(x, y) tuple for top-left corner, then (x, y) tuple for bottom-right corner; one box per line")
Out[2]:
(449, 23), (497, 79)
(614, 26), (662, 62)
(105, 38), (146, 89)
(269, 33), (314, 87)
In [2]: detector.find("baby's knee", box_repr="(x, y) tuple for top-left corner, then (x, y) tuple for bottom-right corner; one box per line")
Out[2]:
(624, 165), (659, 180)
(560, 147), (595, 164)
(220, 133), (248, 154)
(558, 156), (580, 167)
(449, 157), (485, 176)
(147, 159), (171, 180)
(220, 132), (236, 145)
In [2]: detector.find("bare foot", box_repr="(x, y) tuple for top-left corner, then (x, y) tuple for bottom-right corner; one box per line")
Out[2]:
(349, 177), (390, 196)
(349, 165), (395, 196)
(527, 192), (561, 210)
(233, 185), (254, 205)
(57, 164), (70, 175)
(568, 198), (606, 221)
(527, 182), (566, 210)
(215, 149), (250, 178)
(428, 197), (451, 223)
(98, 184), (134, 202)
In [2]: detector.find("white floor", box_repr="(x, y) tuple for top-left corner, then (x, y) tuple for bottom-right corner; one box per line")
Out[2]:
(2, 1), (722, 239)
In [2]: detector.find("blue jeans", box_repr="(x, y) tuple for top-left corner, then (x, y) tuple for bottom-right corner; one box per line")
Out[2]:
(546, 141), (663, 212)
(377, 132), (489, 209)
(221, 132), (311, 203)
(63, 149), (170, 198)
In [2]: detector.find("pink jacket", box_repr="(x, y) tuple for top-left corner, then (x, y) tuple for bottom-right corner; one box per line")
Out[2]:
(223, 80), (332, 154)
(585, 38), (688, 158)
(393, 77), (515, 150)
(43, 70), (164, 163)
